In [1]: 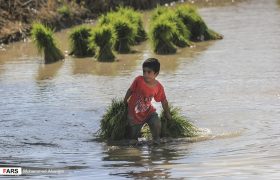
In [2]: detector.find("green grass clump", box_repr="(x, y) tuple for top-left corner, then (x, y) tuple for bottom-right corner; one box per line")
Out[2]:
(57, 4), (71, 18)
(31, 23), (64, 64)
(98, 99), (128, 140)
(90, 26), (115, 62)
(69, 26), (95, 57)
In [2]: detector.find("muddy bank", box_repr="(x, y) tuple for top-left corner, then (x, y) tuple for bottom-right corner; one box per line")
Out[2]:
(0, 0), (92, 44)
(0, 0), (243, 44)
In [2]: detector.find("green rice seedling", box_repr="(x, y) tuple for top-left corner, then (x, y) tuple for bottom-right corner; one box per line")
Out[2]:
(98, 8), (146, 45)
(117, 7), (147, 43)
(160, 106), (199, 138)
(98, 98), (128, 140)
(31, 23), (64, 64)
(204, 28), (223, 40)
(57, 4), (71, 18)
(175, 5), (222, 41)
(69, 26), (95, 57)
(97, 14), (112, 26)
(161, 11), (192, 47)
(111, 17), (137, 53)
(98, 99), (199, 141)
(150, 6), (169, 21)
(149, 18), (177, 54)
(90, 26), (115, 62)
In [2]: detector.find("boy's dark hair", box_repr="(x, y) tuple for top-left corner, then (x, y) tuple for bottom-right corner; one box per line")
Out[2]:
(142, 58), (160, 74)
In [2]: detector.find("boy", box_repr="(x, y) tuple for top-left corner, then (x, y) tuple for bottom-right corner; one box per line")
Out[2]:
(124, 58), (172, 144)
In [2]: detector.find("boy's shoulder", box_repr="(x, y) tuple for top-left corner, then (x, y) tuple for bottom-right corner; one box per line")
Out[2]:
(134, 75), (143, 81)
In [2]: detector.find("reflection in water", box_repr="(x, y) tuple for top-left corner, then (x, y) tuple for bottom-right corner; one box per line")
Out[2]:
(71, 40), (214, 76)
(0, 40), (37, 62)
(103, 144), (185, 179)
(184, 0), (247, 7)
(71, 56), (138, 76)
(71, 44), (145, 76)
(36, 61), (63, 80)
(152, 41), (215, 73)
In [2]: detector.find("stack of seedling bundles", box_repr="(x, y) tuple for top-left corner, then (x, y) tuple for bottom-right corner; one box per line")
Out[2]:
(97, 7), (147, 54)
(98, 99), (199, 141)
(149, 5), (222, 54)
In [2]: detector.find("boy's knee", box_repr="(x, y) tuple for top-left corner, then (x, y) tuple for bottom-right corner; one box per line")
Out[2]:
(147, 112), (161, 140)
(148, 112), (161, 127)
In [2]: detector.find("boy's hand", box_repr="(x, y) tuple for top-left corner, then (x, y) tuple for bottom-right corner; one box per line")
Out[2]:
(123, 99), (128, 107)
(165, 112), (172, 121)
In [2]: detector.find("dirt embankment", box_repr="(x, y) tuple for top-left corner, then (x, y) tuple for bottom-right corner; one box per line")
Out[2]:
(0, 0), (92, 44)
(0, 0), (242, 44)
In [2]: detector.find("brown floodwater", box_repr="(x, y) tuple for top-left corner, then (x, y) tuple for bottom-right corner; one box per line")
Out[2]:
(0, 0), (280, 179)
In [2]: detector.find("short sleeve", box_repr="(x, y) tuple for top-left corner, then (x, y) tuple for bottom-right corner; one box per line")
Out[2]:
(129, 76), (141, 93)
(154, 83), (166, 102)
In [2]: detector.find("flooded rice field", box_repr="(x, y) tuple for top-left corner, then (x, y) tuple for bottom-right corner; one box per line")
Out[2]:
(0, 0), (280, 179)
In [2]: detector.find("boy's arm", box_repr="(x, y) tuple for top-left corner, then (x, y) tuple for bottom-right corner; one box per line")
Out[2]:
(161, 99), (172, 120)
(124, 88), (132, 105)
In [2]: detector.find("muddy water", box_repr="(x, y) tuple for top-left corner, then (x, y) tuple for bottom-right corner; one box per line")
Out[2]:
(1, 0), (280, 179)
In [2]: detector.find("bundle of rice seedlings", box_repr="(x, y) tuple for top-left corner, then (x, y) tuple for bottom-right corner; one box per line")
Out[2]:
(98, 99), (128, 140)
(150, 6), (168, 21)
(175, 5), (222, 41)
(140, 106), (199, 139)
(149, 18), (177, 54)
(98, 98), (199, 141)
(31, 23), (64, 64)
(90, 26), (115, 62)
(97, 14), (111, 26)
(112, 17), (137, 53)
(98, 8), (147, 45)
(117, 7), (147, 43)
(69, 26), (95, 57)
(160, 106), (199, 138)
(160, 11), (192, 48)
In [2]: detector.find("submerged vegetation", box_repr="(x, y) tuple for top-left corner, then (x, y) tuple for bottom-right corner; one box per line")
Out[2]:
(31, 23), (64, 64)
(69, 26), (95, 57)
(97, 99), (199, 141)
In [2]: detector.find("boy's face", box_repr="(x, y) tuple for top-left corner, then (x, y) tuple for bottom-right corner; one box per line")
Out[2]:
(143, 67), (158, 82)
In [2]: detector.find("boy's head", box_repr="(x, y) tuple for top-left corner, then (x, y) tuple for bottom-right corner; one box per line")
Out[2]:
(142, 58), (160, 82)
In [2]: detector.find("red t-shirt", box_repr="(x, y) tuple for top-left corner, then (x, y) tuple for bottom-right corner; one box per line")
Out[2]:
(128, 76), (166, 124)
